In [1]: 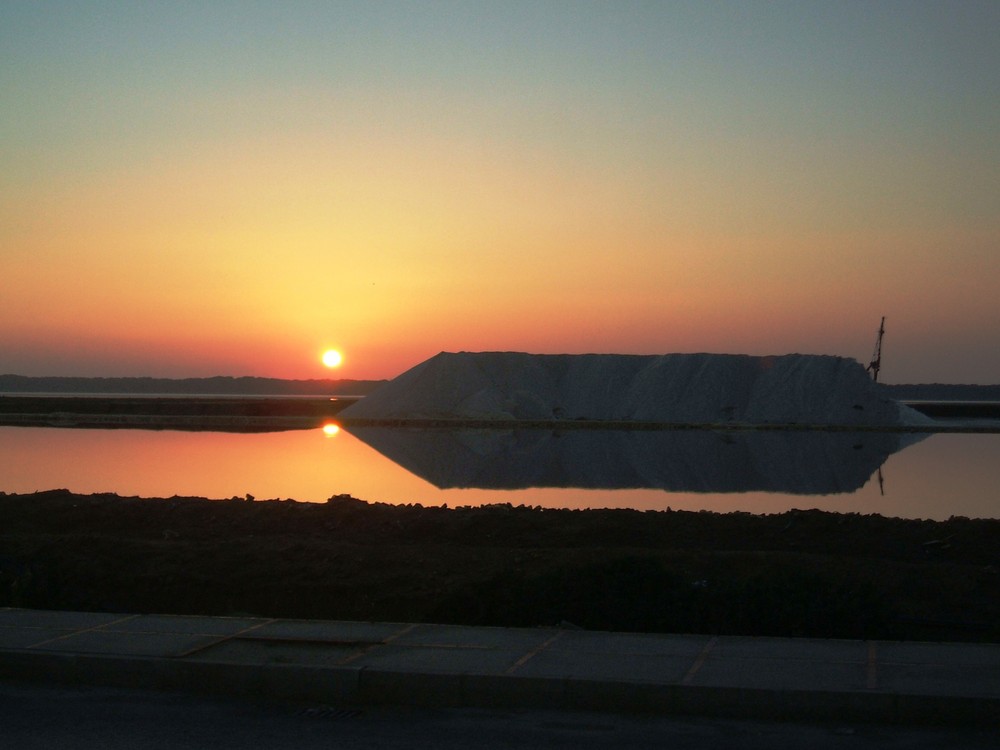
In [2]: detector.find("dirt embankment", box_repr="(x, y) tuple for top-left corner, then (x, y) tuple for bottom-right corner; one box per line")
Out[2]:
(2, 490), (997, 643)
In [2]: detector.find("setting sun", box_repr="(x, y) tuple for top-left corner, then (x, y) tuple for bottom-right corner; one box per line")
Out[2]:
(321, 349), (343, 368)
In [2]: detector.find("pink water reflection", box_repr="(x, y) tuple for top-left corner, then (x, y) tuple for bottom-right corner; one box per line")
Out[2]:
(0, 426), (997, 520)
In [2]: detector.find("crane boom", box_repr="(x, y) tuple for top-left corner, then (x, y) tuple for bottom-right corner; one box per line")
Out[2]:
(866, 317), (885, 382)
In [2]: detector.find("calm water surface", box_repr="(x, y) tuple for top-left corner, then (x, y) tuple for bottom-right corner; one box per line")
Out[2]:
(0, 425), (997, 520)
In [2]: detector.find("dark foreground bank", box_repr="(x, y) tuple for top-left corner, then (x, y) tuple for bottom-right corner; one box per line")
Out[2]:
(2, 490), (997, 643)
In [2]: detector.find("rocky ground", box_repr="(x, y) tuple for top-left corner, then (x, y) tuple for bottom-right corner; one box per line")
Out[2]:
(2, 489), (998, 643)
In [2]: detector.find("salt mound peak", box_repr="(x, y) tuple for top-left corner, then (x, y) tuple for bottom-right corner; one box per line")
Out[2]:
(340, 351), (926, 427)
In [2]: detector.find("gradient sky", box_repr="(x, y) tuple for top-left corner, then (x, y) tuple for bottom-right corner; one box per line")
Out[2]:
(3, 1), (998, 383)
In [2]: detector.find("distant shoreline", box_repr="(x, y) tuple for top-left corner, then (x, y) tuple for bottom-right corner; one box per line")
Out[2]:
(3, 374), (1000, 433)
(0, 374), (386, 397)
(4, 374), (1000, 401)
(2, 394), (999, 433)
(0, 394), (359, 431)
(881, 383), (1000, 401)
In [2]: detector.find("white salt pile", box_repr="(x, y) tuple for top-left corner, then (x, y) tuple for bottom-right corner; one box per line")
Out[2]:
(340, 351), (929, 427)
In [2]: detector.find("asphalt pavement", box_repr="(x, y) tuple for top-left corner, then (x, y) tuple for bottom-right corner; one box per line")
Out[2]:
(3, 679), (997, 750)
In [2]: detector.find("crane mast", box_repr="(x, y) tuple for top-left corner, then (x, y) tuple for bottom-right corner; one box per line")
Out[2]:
(866, 317), (885, 382)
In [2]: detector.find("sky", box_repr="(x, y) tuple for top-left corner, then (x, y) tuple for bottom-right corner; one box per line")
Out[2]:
(2, 1), (998, 383)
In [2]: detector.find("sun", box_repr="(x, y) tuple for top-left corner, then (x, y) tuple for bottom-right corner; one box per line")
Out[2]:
(321, 349), (343, 368)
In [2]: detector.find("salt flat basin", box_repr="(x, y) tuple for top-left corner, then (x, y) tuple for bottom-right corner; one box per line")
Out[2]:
(345, 426), (923, 495)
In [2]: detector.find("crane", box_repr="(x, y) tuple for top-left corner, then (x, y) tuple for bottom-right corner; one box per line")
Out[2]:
(866, 317), (885, 382)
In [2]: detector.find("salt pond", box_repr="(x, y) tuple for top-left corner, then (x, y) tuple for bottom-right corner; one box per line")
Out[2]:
(1, 425), (997, 520)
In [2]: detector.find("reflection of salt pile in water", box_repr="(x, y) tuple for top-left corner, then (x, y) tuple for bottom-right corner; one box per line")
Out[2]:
(341, 351), (928, 427)
(346, 427), (922, 494)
